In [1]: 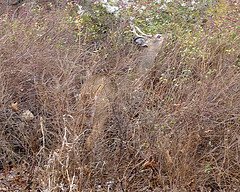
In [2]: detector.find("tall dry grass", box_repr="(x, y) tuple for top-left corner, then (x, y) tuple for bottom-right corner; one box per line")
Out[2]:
(0, 2), (239, 191)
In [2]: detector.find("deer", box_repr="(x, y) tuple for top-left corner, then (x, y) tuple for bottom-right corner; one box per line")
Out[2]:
(79, 24), (166, 151)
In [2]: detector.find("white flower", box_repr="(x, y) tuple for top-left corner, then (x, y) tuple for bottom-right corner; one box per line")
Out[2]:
(189, 6), (195, 11)
(110, 0), (119, 4)
(100, 0), (108, 3)
(140, 5), (147, 10)
(104, 4), (119, 14)
(181, 2), (186, 7)
(76, 4), (85, 15)
(191, 0), (196, 5)
(160, 4), (167, 10)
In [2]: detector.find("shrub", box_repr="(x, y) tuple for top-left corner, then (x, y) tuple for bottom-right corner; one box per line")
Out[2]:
(0, 1), (239, 191)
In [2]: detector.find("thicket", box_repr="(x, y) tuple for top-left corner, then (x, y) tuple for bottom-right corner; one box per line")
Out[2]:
(0, 0), (239, 191)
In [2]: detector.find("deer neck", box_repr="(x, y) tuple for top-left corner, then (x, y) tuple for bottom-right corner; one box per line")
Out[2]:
(136, 47), (159, 76)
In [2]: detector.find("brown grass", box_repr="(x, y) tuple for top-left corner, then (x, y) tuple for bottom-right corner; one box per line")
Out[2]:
(0, 2), (239, 191)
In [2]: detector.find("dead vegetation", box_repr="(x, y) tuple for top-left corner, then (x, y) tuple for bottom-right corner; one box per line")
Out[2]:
(0, 1), (239, 191)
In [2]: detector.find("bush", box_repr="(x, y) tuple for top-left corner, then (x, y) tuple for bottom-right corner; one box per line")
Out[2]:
(0, 1), (239, 191)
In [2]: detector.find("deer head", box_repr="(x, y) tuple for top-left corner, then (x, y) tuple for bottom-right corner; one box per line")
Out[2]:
(131, 24), (165, 74)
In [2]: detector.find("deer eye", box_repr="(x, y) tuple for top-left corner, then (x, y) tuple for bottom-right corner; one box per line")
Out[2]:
(156, 34), (162, 39)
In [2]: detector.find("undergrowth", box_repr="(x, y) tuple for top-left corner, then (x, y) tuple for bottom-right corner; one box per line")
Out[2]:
(0, 1), (239, 191)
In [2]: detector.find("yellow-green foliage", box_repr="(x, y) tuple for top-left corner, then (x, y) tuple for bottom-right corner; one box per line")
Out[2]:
(65, 2), (118, 42)
(55, 0), (239, 60)
(207, 0), (230, 27)
(2, 1), (238, 63)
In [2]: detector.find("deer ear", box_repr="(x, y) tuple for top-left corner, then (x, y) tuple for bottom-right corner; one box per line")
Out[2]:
(134, 37), (148, 47)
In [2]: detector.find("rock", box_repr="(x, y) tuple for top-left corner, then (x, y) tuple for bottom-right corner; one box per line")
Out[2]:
(21, 110), (34, 121)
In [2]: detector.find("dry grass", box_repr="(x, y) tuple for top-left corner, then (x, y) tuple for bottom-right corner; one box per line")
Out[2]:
(0, 2), (239, 191)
